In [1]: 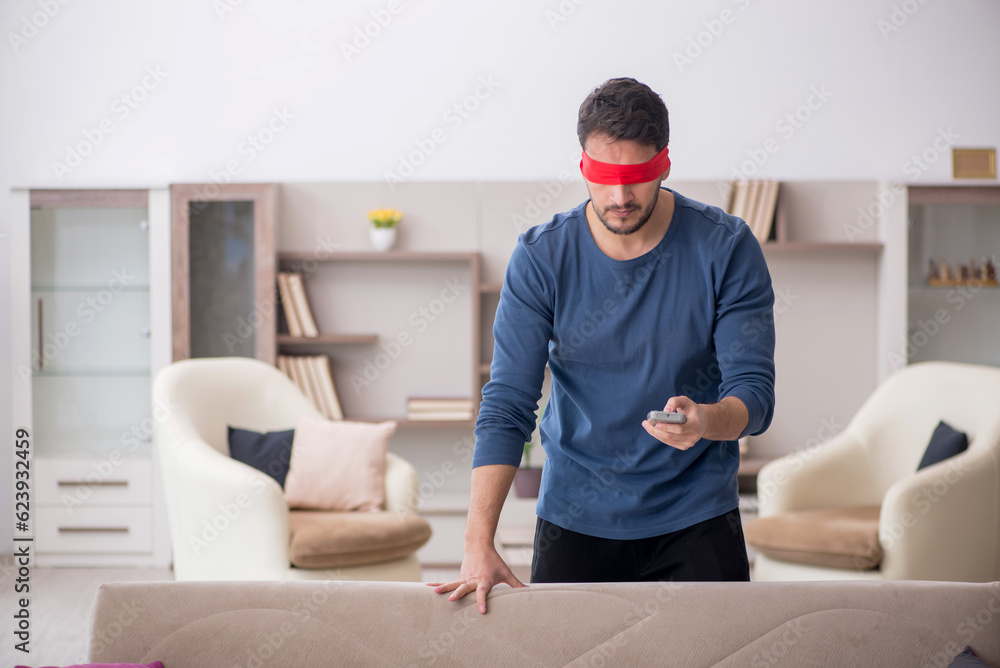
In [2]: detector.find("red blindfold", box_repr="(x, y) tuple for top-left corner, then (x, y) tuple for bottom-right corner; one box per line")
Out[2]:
(580, 145), (671, 185)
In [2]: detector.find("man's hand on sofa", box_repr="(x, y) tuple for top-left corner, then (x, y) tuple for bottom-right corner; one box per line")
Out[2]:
(428, 545), (526, 614)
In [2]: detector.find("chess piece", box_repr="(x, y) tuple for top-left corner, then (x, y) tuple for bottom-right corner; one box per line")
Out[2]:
(939, 260), (951, 283)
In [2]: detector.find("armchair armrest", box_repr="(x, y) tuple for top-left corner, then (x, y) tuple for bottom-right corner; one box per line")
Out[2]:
(879, 449), (999, 581)
(159, 434), (292, 580)
(757, 431), (881, 516)
(384, 452), (420, 514)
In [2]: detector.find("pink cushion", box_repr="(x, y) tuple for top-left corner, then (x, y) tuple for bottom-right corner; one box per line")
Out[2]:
(283, 416), (396, 511)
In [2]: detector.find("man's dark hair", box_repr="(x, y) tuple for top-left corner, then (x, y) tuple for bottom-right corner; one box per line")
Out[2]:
(577, 78), (669, 152)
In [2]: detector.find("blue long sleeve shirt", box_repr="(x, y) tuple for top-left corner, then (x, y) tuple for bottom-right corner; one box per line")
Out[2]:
(474, 188), (776, 540)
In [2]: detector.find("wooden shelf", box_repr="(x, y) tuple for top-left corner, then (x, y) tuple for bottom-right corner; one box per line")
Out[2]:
(279, 251), (478, 263)
(418, 491), (470, 515)
(761, 241), (883, 253)
(277, 333), (378, 345)
(351, 416), (477, 429)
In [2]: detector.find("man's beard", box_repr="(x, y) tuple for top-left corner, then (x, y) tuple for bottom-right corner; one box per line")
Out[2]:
(590, 189), (659, 236)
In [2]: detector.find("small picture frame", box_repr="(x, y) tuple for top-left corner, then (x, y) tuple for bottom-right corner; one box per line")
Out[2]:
(952, 148), (996, 180)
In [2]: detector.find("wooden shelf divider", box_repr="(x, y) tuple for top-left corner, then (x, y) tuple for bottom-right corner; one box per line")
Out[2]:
(277, 333), (378, 345)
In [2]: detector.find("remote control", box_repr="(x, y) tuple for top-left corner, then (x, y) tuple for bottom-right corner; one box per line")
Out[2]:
(647, 410), (687, 425)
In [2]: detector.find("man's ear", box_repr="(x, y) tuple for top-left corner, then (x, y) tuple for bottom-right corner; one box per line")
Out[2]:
(660, 165), (671, 181)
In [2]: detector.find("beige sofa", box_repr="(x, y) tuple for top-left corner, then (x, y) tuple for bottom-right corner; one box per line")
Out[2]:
(89, 580), (1000, 667)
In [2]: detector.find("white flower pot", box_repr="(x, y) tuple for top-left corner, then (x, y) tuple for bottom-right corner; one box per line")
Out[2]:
(370, 227), (397, 252)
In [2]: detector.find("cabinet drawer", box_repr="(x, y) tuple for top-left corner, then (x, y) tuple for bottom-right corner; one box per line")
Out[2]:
(36, 507), (153, 554)
(35, 458), (152, 507)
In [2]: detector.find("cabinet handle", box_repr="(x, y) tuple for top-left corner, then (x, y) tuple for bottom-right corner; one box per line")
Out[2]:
(58, 526), (130, 534)
(56, 480), (128, 487)
(37, 298), (43, 371)
(140, 327), (151, 338)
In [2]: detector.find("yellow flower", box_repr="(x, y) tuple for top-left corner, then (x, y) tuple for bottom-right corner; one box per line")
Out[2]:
(368, 208), (403, 229)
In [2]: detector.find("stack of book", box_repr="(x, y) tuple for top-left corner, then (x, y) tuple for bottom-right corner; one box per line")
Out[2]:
(276, 271), (319, 338)
(727, 180), (779, 244)
(406, 397), (475, 422)
(277, 354), (344, 420)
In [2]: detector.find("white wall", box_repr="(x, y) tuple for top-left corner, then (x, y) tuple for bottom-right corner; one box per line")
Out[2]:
(3, 0), (999, 542)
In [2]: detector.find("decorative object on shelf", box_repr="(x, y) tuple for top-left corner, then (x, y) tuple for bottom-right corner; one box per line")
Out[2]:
(406, 397), (475, 421)
(952, 147), (996, 180)
(927, 257), (999, 287)
(368, 208), (402, 252)
(514, 403), (545, 498)
(277, 354), (344, 419)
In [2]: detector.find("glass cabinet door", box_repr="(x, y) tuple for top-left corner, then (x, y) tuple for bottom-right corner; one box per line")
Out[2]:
(170, 184), (275, 364)
(30, 199), (152, 458)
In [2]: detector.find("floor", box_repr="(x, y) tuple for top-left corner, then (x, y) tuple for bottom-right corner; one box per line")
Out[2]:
(1, 554), (459, 667)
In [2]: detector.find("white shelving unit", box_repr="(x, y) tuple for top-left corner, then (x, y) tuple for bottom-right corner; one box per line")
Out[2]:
(906, 186), (1000, 367)
(11, 189), (172, 567)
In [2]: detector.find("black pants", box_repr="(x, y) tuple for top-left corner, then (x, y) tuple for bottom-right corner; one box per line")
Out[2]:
(530, 509), (750, 583)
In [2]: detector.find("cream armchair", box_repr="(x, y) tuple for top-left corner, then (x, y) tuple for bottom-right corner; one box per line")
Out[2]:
(154, 357), (425, 581)
(752, 361), (1000, 582)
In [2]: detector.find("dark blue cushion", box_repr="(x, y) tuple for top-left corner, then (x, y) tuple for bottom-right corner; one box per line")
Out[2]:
(227, 426), (295, 488)
(917, 420), (968, 470)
